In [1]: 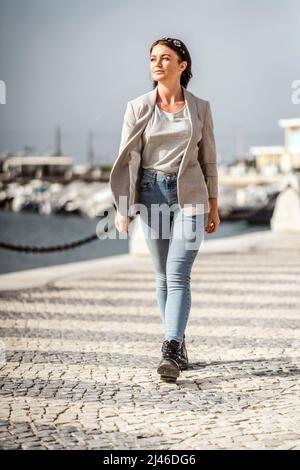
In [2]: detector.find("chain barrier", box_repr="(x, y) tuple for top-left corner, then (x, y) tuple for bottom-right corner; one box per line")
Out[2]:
(0, 218), (116, 253)
(0, 192), (279, 253)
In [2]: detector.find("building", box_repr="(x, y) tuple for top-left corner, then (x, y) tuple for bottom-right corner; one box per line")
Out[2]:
(2, 155), (74, 179)
(250, 118), (300, 173)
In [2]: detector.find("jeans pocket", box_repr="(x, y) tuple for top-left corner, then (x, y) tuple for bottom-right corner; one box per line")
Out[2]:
(140, 174), (155, 191)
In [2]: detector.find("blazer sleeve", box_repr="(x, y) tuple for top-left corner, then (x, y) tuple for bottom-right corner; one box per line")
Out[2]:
(118, 100), (137, 155)
(197, 101), (218, 198)
(113, 101), (137, 211)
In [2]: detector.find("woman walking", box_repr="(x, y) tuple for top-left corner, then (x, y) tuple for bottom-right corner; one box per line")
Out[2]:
(110, 37), (220, 383)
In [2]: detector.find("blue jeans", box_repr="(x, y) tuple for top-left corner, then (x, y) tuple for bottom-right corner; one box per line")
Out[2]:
(139, 169), (208, 342)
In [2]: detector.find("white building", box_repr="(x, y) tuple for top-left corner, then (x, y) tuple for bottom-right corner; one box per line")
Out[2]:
(250, 118), (300, 173)
(2, 156), (74, 179)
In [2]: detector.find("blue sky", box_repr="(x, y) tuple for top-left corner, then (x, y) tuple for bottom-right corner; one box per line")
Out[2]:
(0, 0), (300, 165)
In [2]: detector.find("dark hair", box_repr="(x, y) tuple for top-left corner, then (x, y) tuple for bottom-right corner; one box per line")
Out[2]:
(149, 37), (193, 89)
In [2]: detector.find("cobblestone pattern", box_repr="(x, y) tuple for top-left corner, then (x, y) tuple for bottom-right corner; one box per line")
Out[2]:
(0, 232), (300, 450)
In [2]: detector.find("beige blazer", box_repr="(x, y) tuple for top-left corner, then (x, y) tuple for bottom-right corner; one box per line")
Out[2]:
(109, 84), (218, 217)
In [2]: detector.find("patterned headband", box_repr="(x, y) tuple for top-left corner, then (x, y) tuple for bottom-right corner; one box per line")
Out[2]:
(162, 37), (186, 57)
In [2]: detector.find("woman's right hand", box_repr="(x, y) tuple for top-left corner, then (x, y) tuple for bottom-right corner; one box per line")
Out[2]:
(115, 210), (131, 235)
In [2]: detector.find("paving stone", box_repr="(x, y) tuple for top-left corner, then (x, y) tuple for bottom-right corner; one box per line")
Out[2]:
(0, 231), (299, 449)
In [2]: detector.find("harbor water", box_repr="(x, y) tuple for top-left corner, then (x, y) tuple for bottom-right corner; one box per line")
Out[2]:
(0, 210), (269, 274)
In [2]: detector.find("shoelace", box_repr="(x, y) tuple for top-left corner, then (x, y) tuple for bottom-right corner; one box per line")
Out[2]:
(162, 340), (181, 359)
(178, 341), (187, 360)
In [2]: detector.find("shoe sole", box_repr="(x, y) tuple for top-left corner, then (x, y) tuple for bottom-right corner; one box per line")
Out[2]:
(157, 362), (180, 382)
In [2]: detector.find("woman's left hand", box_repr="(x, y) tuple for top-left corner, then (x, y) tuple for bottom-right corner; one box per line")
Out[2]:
(205, 209), (220, 233)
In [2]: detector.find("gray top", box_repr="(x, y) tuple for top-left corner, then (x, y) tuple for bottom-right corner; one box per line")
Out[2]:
(141, 103), (191, 173)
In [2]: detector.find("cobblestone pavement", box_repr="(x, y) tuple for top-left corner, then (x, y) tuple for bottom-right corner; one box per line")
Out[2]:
(0, 231), (300, 450)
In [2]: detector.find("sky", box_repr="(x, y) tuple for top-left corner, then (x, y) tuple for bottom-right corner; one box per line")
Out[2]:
(0, 0), (300, 165)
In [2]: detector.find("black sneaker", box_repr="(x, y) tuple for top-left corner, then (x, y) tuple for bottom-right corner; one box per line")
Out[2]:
(177, 334), (189, 370)
(157, 339), (182, 382)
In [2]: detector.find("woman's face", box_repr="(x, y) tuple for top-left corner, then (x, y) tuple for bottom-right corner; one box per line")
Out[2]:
(150, 44), (187, 83)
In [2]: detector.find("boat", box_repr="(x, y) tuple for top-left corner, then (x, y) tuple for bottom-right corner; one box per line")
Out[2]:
(219, 190), (280, 225)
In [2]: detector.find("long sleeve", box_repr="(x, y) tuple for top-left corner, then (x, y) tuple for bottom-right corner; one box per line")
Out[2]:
(112, 101), (137, 212)
(118, 101), (136, 155)
(197, 101), (218, 198)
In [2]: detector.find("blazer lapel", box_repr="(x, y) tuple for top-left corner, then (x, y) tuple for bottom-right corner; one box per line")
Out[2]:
(110, 85), (200, 209)
(115, 86), (198, 164)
